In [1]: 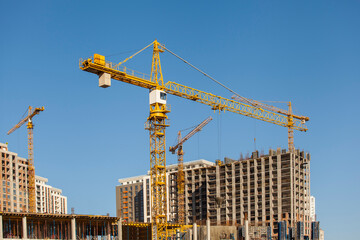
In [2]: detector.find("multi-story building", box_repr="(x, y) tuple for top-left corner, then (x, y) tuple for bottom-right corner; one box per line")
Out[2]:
(0, 142), (29, 212)
(206, 149), (311, 237)
(116, 175), (146, 222)
(35, 175), (67, 214)
(116, 159), (215, 222)
(116, 149), (311, 237)
(0, 142), (67, 214)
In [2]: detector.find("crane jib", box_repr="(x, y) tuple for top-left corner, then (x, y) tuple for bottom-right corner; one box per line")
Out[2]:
(80, 57), (307, 132)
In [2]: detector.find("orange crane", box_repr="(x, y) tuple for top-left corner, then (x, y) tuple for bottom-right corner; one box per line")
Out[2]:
(7, 106), (44, 213)
(169, 116), (213, 225)
(79, 40), (308, 239)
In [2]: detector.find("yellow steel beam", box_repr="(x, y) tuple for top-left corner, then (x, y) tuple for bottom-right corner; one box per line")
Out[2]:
(79, 57), (307, 132)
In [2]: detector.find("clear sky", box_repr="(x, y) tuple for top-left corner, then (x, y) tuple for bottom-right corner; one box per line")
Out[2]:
(0, 1), (359, 239)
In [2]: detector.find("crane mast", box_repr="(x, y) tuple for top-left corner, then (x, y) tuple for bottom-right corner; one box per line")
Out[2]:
(7, 106), (44, 213)
(145, 41), (169, 239)
(169, 116), (213, 225)
(231, 95), (309, 152)
(79, 40), (309, 239)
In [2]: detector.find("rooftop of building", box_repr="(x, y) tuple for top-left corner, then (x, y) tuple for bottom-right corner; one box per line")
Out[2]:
(117, 159), (215, 185)
(0, 142), (29, 162)
(36, 175), (49, 183)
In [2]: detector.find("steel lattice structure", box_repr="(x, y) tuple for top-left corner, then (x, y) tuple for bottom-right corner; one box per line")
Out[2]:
(79, 40), (309, 239)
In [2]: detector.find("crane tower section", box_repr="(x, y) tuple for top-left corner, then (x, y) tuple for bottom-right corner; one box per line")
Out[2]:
(7, 106), (44, 213)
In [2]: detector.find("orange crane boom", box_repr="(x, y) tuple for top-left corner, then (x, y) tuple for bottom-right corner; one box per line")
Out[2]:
(7, 106), (44, 213)
(169, 116), (212, 225)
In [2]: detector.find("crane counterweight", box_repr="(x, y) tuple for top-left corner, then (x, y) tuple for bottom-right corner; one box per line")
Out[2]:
(79, 40), (309, 239)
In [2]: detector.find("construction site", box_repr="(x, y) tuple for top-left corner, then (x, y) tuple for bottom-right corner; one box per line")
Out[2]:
(1, 40), (321, 240)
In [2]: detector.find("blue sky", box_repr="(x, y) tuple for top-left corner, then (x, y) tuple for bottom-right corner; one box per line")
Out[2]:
(0, 1), (359, 239)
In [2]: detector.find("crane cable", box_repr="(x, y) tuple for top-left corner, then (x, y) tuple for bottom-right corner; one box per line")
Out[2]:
(114, 41), (154, 68)
(164, 47), (253, 105)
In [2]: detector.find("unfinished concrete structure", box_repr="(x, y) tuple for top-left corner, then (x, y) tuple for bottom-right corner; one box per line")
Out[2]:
(0, 142), (29, 212)
(116, 160), (215, 223)
(206, 148), (311, 237)
(116, 149), (311, 238)
(0, 142), (67, 214)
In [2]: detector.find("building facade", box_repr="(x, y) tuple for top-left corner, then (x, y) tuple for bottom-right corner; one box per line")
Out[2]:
(0, 142), (29, 212)
(116, 159), (215, 222)
(0, 142), (67, 214)
(35, 176), (67, 214)
(116, 149), (311, 237)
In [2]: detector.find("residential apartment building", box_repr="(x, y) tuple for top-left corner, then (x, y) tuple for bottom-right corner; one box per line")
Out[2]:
(0, 142), (67, 214)
(206, 149), (311, 237)
(116, 149), (311, 237)
(116, 159), (215, 222)
(0, 142), (29, 212)
(35, 175), (67, 214)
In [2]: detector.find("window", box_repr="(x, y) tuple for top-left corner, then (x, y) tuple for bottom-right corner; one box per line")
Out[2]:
(160, 92), (167, 100)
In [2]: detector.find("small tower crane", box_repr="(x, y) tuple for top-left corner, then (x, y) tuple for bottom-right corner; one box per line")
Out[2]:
(7, 106), (44, 213)
(231, 95), (309, 152)
(80, 40), (309, 238)
(169, 116), (213, 225)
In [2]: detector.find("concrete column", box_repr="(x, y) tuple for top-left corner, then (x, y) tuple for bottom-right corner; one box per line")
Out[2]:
(117, 218), (122, 240)
(231, 165), (236, 225)
(22, 217), (27, 239)
(206, 218), (210, 240)
(107, 222), (111, 240)
(188, 229), (193, 240)
(0, 215), (3, 240)
(71, 217), (76, 240)
(215, 166), (220, 225)
(193, 223), (197, 240)
(245, 219), (249, 240)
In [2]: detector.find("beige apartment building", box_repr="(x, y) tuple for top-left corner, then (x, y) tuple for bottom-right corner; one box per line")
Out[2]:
(35, 175), (67, 214)
(116, 159), (215, 222)
(0, 142), (29, 212)
(0, 142), (67, 214)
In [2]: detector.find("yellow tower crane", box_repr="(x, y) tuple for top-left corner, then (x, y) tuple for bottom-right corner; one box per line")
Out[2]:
(7, 106), (44, 213)
(169, 116), (213, 225)
(231, 95), (309, 152)
(79, 40), (309, 239)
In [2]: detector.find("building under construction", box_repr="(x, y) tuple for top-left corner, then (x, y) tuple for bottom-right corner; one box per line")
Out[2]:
(116, 148), (311, 238)
(0, 142), (67, 214)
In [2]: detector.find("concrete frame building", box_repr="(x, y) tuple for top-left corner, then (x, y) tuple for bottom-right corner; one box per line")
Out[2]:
(116, 175), (146, 222)
(116, 159), (215, 222)
(35, 175), (67, 214)
(0, 142), (67, 214)
(116, 149), (311, 237)
(0, 142), (29, 212)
